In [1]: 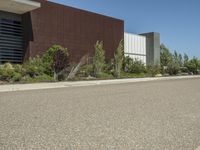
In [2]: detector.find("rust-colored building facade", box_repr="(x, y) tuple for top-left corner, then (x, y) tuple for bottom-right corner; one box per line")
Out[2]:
(0, 0), (124, 63)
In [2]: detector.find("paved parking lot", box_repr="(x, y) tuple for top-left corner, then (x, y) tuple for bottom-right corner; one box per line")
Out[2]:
(0, 78), (200, 150)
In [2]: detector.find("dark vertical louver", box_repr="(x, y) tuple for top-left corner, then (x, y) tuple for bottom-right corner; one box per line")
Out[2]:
(0, 11), (23, 64)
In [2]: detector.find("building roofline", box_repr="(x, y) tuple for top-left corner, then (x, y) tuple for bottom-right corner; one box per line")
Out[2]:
(140, 32), (160, 35)
(43, 0), (124, 23)
(124, 32), (146, 38)
(0, 0), (41, 14)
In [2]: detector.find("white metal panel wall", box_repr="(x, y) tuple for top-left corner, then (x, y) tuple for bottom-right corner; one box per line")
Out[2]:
(124, 32), (146, 64)
(124, 54), (146, 64)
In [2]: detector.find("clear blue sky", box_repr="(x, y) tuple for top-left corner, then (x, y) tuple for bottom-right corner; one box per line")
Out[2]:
(50, 0), (200, 58)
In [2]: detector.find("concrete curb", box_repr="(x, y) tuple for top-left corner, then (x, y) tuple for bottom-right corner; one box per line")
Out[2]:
(0, 75), (200, 92)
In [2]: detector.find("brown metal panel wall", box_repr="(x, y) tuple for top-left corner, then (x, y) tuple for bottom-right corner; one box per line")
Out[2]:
(23, 0), (124, 63)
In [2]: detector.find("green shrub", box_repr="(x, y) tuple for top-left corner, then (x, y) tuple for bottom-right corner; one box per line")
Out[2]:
(20, 75), (32, 83)
(11, 72), (22, 82)
(0, 63), (15, 81)
(123, 56), (146, 74)
(0, 65), (4, 78)
(96, 72), (113, 79)
(147, 65), (161, 77)
(0, 63), (24, 82)
(123, 56), (133, 72)
(0, 45), (70, 83)
(13, 64), (23, 73)
(180, 67), (189, 73)
(185, 57), (200, 74)
(79, 64), (93, 77)
(57, 72), (68, 81)
(21, 74), (54, 83)
(34, 74), (54, 82)
(23, 56), (46, 78)
(167, 61), (180, 75)
(131, 60), (146, 74)
(104, 60), (114, 74)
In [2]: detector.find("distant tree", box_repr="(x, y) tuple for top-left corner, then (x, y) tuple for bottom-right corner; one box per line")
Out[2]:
(160, 45), (182, 75)
(93, 41), (105, 77)
(114, 40), (124, 78)
(178, 53), (183, 67)
(199, 59), (200, 69)
(165, 51), (181, 75)
(173, 51), (180, 66)
(174, 51), (178, 60)
(183, 53), (189, 66)
(186, 57), (199, 74)
(160, 44), (173, 67)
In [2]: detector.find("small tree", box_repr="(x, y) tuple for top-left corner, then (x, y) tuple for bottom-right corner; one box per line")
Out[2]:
(93, 41), (105, 77)
(43, 45), (69, 80)
(114, 40), (124, 78)
(160, 44), (173, 67)
(186, 57), (199, 74)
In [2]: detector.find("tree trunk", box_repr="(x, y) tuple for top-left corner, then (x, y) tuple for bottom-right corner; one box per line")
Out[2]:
(53, 70), (57, 81)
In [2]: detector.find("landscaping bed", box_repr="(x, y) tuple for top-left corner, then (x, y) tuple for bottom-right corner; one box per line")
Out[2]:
(0, 43), (200, 85)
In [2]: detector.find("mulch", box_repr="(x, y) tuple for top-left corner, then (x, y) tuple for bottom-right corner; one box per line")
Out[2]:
(0, 81), (8, 85)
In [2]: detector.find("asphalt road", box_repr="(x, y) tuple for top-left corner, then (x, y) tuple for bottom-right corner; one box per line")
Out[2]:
(0, 78), (200, 150)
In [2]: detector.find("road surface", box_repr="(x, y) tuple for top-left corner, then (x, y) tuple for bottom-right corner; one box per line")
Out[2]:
(0, 78), (200, 150)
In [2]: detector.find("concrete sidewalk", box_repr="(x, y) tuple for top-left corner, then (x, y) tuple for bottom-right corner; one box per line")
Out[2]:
(0, 75), (200, 92)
